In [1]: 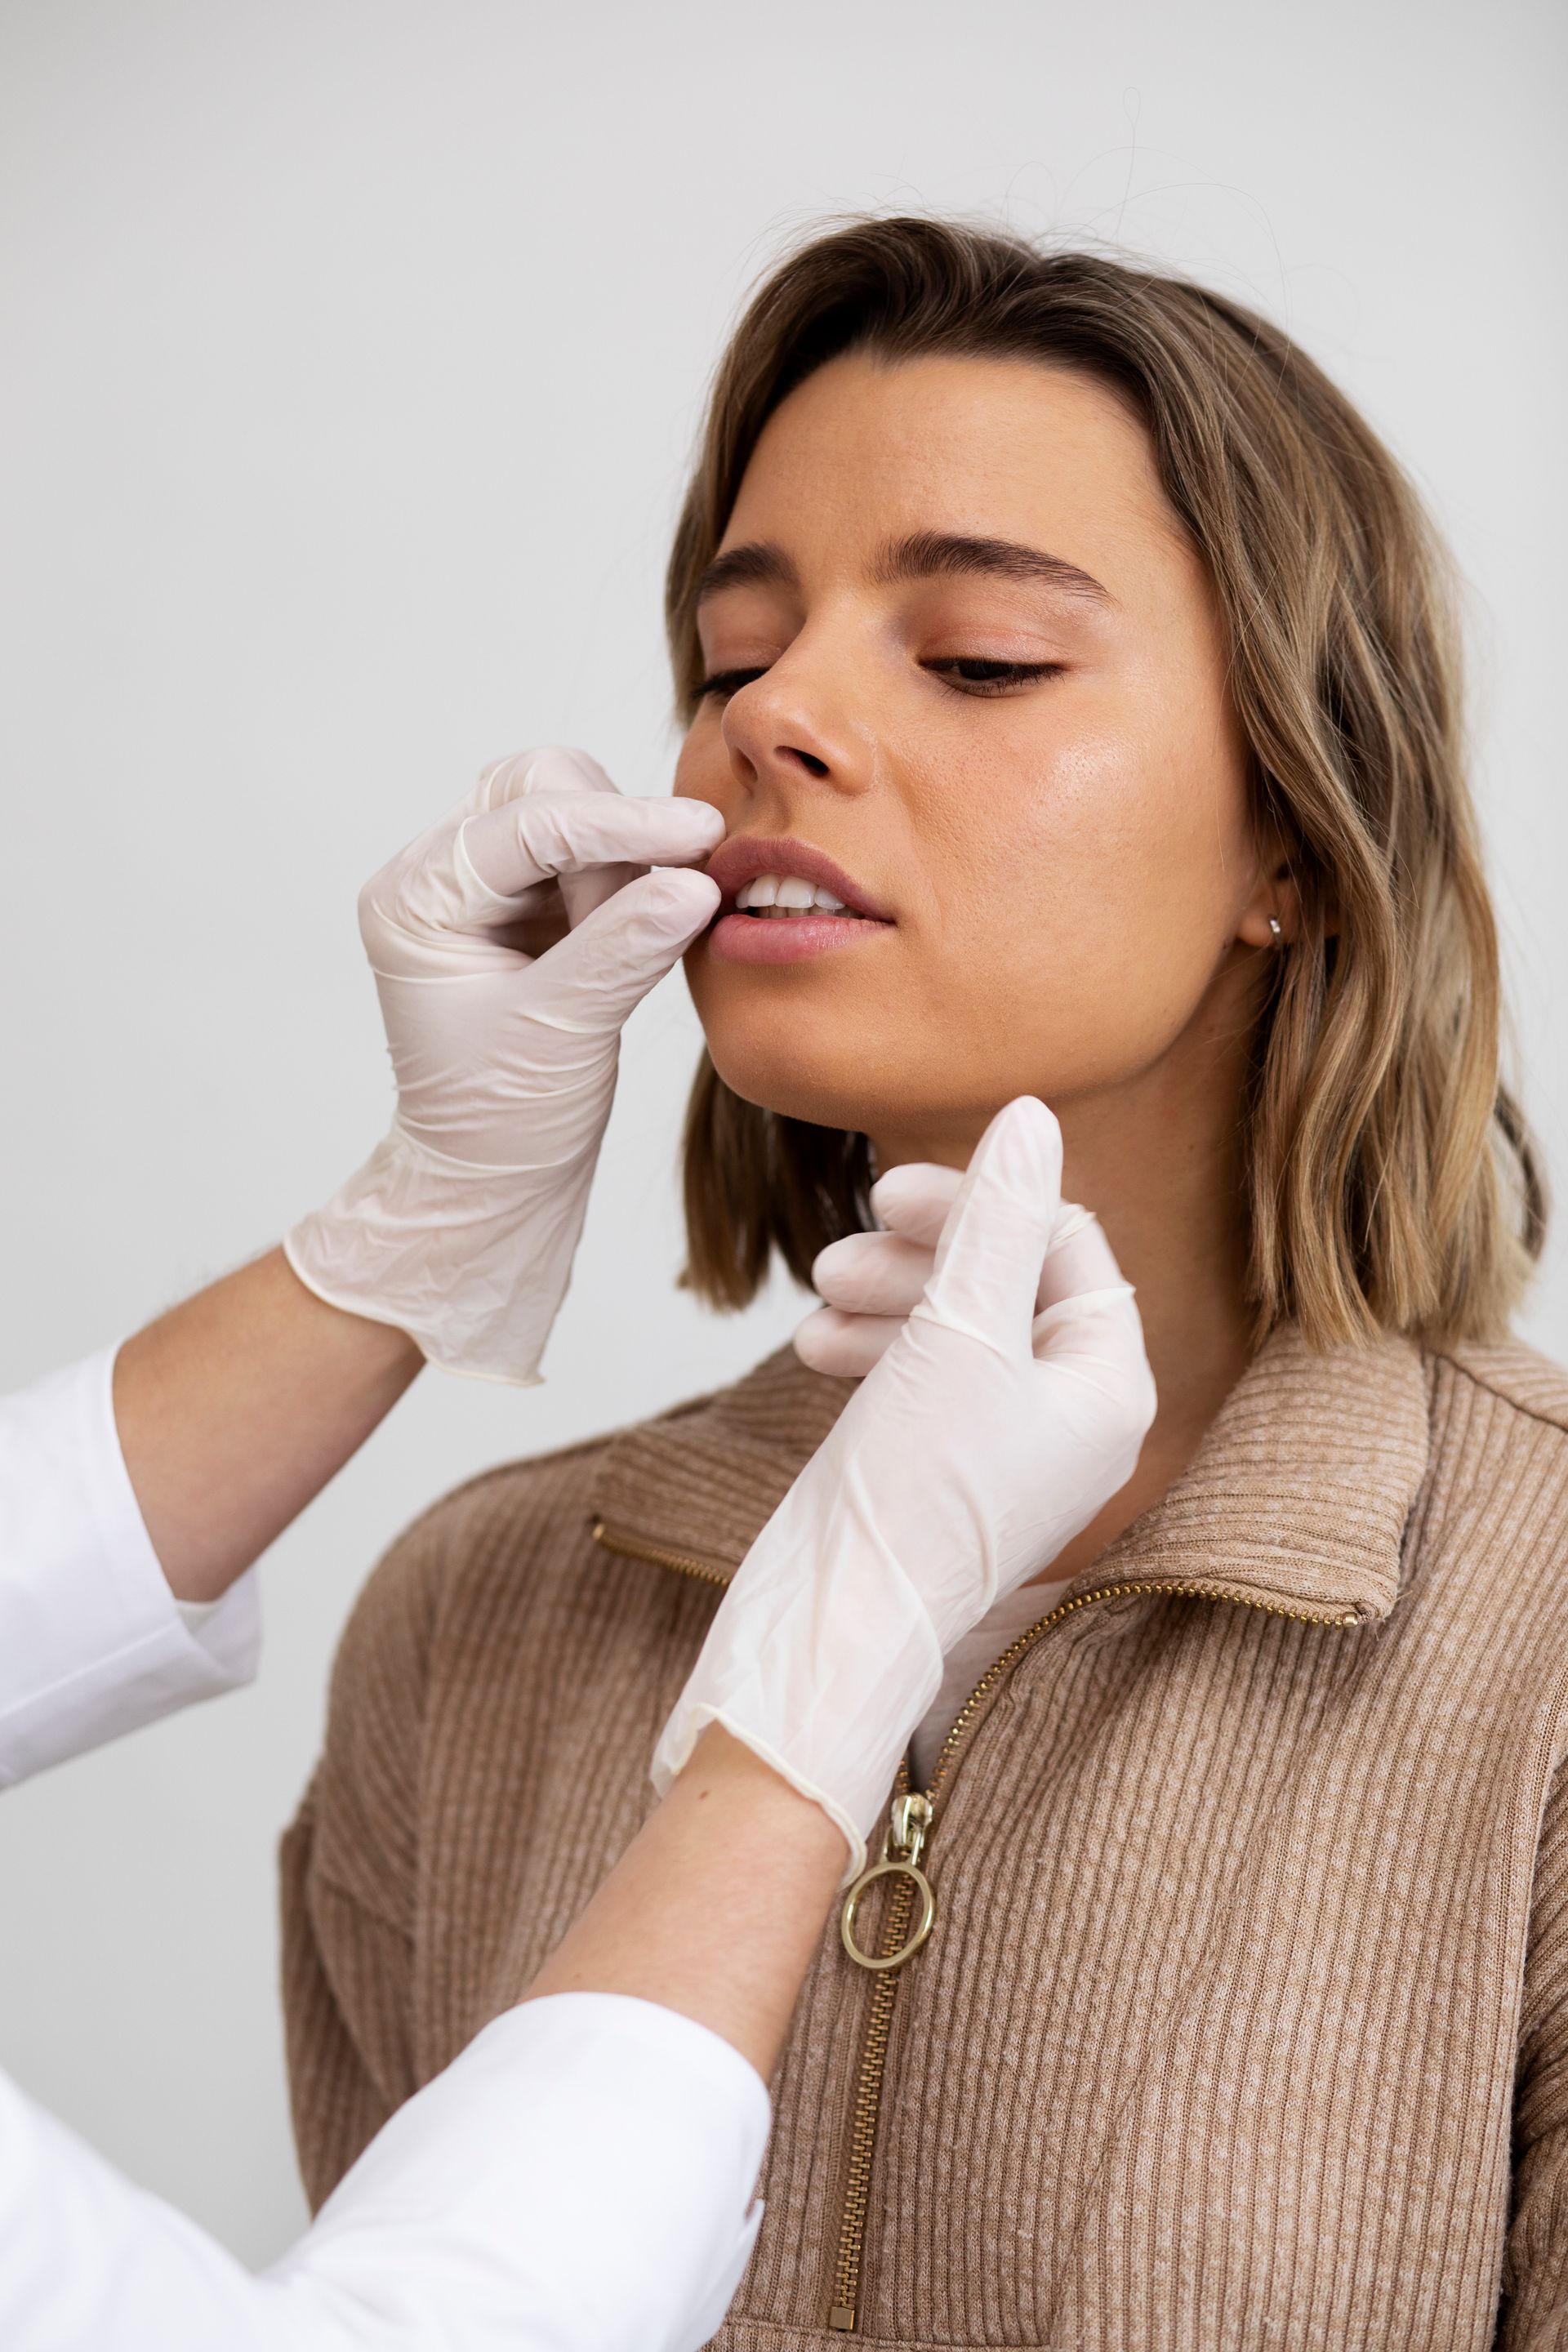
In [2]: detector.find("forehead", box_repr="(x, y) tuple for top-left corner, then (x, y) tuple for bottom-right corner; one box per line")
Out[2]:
(722, 350), (1184, 581)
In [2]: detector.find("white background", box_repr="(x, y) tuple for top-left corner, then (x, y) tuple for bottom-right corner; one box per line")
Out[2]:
(1, 0), (1563, 2267)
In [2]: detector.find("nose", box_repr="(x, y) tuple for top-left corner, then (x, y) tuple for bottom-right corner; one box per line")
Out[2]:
(719, 642), (872, 804)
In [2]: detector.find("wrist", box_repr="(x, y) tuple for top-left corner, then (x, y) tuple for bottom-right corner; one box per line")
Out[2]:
(274, 1248), (424, 1379)
(523, 1724), (848, 2079)
(676, 1724), (854, 1873)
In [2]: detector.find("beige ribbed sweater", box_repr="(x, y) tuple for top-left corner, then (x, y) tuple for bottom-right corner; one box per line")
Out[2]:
(283, 1325), (1568, 2350)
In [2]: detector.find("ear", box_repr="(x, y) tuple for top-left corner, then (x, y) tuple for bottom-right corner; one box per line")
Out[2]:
(1236, 837), (1311, 950)
(1236, 882), (1290, 949)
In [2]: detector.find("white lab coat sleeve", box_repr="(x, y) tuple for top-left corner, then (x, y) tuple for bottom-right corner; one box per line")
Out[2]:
(2, 1993), (769, 2352)
(0, 1348), (261, 1788)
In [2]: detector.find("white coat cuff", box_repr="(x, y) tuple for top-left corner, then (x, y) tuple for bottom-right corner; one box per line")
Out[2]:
(0, 1348), (261, 1789)
(268, 1993), (771, 2352)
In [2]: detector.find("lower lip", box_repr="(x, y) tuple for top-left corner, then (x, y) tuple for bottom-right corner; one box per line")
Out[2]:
(706, 911), (894, 964)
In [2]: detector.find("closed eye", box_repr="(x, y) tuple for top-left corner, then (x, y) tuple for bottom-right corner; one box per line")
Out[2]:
(923, 658), (1065, 697)
(697, 656), (1063, 702)
(697, 666), (770, 701)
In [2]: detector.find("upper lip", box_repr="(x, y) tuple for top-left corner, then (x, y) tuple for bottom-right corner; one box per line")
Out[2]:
(704, 835), (893, 920)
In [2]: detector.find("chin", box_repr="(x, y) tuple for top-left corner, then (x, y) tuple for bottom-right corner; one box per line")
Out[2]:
(686, 955), (875, 1128)
(688, 957), (1050, 1143)
(702, 1024), (878, 1131)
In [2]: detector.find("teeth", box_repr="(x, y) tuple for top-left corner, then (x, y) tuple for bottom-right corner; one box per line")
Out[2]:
(735, 871), (858, 916)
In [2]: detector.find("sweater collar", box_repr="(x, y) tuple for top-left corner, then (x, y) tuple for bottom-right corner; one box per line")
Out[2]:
(590, 1343), (853, 1576)
(589, 1321), (1432, 1625)
(1076, 1321), (1431, 1624)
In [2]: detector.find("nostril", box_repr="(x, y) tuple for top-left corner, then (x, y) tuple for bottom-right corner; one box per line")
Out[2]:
(785, 746), (830, 779)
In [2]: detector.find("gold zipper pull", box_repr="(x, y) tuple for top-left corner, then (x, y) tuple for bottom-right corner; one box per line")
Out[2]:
(888, 1792), (930, 1865)
(840, 1791), (936, 1972)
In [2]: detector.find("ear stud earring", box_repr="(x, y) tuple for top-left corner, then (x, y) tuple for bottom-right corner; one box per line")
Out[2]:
(1267, 916), (1283, 945)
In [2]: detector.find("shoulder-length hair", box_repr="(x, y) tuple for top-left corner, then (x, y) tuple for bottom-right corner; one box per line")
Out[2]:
(669, 216), (1544, 1348)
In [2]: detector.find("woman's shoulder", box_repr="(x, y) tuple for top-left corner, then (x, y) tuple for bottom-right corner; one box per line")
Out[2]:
(341, 1379), (728, 1637)
(326, 1342), (844, 1717)
(1438, 1345), (1568, 1430)
(1436, 1332), (1568, 1434)
(1420, 1331), (1568, 1608)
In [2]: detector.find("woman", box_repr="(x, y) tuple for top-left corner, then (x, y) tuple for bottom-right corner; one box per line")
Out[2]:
(283, 218), (1566, 2349)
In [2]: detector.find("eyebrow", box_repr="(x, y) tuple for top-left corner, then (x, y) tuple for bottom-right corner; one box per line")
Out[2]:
(693, 530), (1111, 609)
(693, 541), (800, 605)
(872, 529), (1111, 604)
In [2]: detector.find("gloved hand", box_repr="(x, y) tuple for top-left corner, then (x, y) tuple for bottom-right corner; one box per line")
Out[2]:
(651, 1098), (1156, 1876)
(285, 748), (723, 1383)
(795, 1164), (1100, 1376)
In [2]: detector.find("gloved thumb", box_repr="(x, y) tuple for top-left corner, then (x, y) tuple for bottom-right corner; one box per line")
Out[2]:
(911, 1097), (1063, 1360)
(523, 866), (721, 1031)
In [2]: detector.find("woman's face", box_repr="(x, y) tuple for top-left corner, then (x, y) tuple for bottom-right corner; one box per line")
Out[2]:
(675, 350), (1274, 1165)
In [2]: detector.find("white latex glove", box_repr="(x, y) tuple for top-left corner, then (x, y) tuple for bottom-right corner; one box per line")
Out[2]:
(652, 1098), (1156, 1876)
(795, 1162), (1099, 1377)
(286, 749), (722, 1384)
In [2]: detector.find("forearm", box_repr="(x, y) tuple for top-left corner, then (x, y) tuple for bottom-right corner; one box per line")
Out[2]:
(524, 1726), (848, 2079)
(114, 1249), (422, 1603)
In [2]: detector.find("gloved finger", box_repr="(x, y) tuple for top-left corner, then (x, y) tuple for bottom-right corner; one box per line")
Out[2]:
(1049, 1203), (1099, 1250)
(460, 791), (725, 911)
(868, 1161), (960, 1248)
(811, 1231), (934, 1317)
(1035, 1218), (1129, 1319)
(475, 744), (618, 806)
(520, 866), (722, 1030)
(814, 1195), (1099, 1325)
(476, 754), (730, 934)
(472, 747), (634, 930)
(1031, 1217), (1155, 1429)
(911, 1096), (1064, 1360)
(873, 1165), (1092, 1258)
(792, 1304), (902, 1377)
(559, 794), (726, 929)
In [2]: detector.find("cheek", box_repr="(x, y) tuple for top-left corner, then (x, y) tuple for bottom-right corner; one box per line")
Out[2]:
(673, 724), (734, 817)
(911, 717), (1250, 1081)
(924, 720), (1215, 932)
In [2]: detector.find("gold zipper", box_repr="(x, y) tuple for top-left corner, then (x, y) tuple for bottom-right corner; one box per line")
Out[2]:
(823, 1574), (1361, 2331)
(590, 1517), (731, 1588)
(589, 1519), (1361, 2333)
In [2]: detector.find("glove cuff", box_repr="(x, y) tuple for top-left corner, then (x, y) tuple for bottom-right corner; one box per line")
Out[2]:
(284, 1128), (591, 1385)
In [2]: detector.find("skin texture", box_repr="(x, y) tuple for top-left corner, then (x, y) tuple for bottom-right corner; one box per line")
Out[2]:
(678, 352), (1295, 1582)
(115, 1249), (422, 1602)
(526, 1723), (848, 2078)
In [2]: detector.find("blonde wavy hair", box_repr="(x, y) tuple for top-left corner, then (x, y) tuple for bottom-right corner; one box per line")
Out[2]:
(670, 217), (1544, 1348)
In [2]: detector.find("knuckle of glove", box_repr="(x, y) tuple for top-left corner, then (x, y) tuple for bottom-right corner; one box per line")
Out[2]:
(577, 872), (708, 982)
(511, 745), (613, 801)
(515, 794), (577, 871)
(356, 862), (408, 952)
(477, 750), (537, 804)
(810, 1232), (894, 1308)
(639, 866), (718, 929)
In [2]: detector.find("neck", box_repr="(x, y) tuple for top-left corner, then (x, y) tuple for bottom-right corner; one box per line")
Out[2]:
(868, 1009), (1258, 1584)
